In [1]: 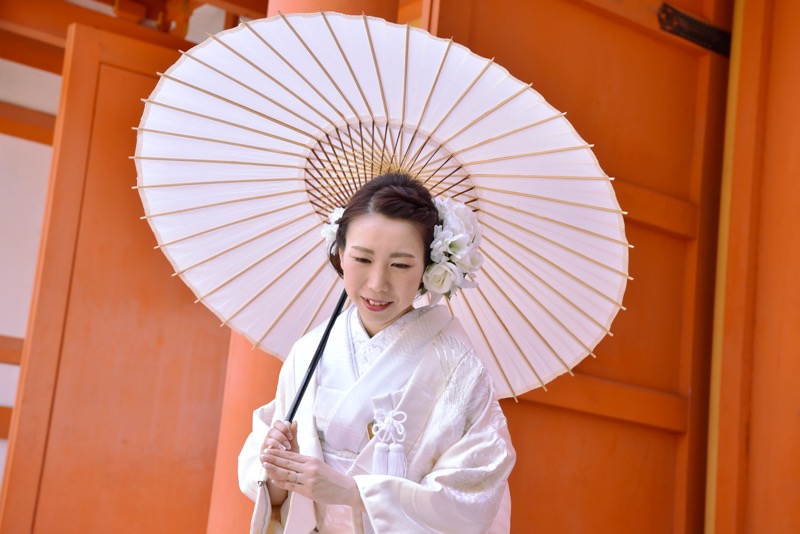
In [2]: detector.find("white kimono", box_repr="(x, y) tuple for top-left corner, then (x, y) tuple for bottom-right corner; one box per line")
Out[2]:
(239, 304), (515, 533)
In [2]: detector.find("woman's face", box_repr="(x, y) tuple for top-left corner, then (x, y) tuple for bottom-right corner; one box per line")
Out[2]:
(339, 214), (426, 337)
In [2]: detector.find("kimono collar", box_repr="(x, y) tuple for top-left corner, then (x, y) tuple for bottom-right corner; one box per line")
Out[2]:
(320, 304), (452, 453)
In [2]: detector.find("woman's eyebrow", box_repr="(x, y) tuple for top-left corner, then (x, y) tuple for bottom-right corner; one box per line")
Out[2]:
(351, 246), (416, 259)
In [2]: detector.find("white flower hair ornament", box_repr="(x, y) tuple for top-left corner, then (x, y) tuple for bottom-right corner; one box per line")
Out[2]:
(321, 206), (345, 246)
(423, 196), (483, 304)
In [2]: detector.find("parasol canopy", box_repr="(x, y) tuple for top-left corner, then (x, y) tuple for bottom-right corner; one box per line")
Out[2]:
(134, 11), (631, 399)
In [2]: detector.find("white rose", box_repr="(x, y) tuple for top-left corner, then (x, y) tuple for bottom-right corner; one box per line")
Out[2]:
(447, 201), (480, 238)
(423, 261), (463, 299)
(455, 246), (483, 273)
(447, 232), (472, 261)
(430, 225), (452, 264)
(434, 196), (452, 220)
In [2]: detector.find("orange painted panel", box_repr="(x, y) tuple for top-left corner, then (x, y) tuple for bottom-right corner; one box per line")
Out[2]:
(505, 400), (679, 532)
(579, 224), (687, 392)
(0, 26), (230, 533)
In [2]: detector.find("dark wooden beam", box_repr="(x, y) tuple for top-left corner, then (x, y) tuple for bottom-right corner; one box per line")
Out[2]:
(0, 0), (193, 51)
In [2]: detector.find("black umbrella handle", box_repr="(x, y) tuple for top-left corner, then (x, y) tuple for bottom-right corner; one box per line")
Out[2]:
(285, 288), (348, 423)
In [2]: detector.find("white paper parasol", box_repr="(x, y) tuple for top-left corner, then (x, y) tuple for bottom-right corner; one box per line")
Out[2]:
(134, 11), (630, 399)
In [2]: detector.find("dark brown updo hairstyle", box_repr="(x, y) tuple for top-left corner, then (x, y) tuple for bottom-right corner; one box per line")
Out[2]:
(327, 172), (439, 277)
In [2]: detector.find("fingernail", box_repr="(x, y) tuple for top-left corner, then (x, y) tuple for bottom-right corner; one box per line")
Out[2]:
(287, 434), (293, 440)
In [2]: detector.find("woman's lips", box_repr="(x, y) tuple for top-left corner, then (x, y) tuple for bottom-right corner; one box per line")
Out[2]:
(362, 296), (392, 312)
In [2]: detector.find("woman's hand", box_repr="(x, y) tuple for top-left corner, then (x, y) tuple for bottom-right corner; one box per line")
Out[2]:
(263, 448), (365, 512)
(259, 420), (298, 506)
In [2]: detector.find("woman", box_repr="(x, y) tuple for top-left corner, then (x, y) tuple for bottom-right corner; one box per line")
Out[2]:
(239, 173), (515, 533)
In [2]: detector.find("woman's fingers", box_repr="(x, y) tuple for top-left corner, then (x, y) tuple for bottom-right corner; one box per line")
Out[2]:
(263, 447), (305, 466)
(263, 449), (303, 488)
(272, 420), (293, 440)
(261, 421), (294, 454)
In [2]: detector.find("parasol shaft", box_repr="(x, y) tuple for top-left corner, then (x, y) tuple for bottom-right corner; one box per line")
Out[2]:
(258, 288), (347, 488)
(285, 288), (349, 422)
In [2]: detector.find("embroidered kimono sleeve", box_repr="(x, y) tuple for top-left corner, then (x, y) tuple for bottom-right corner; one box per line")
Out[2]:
(354, 365), (515, 533)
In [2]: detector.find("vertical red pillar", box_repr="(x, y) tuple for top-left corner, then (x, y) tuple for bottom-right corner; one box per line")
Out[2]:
(206, 334), (282, 532)
(205, 3), (400, 533)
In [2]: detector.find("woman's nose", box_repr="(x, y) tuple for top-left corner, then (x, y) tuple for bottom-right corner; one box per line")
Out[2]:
(368, 266), (389, 291)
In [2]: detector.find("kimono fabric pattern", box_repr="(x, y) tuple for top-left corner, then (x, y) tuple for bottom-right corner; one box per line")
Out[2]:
(239, 304), (515, 533)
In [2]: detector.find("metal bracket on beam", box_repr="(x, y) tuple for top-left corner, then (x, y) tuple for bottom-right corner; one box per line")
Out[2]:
(658, 2), (731, 57)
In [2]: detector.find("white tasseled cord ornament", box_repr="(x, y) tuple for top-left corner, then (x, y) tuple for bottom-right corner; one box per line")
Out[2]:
(371, 408), (407, 478)
(372, 442), (389, 474)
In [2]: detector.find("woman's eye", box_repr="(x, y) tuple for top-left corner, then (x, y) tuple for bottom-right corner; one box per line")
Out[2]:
(353, 257), (371, 264)
(393, 263), (411, 269)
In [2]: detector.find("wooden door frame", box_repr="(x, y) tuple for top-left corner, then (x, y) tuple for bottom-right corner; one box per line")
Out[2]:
(0, 24), (181, 532)
(706, 0), (794, 531)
